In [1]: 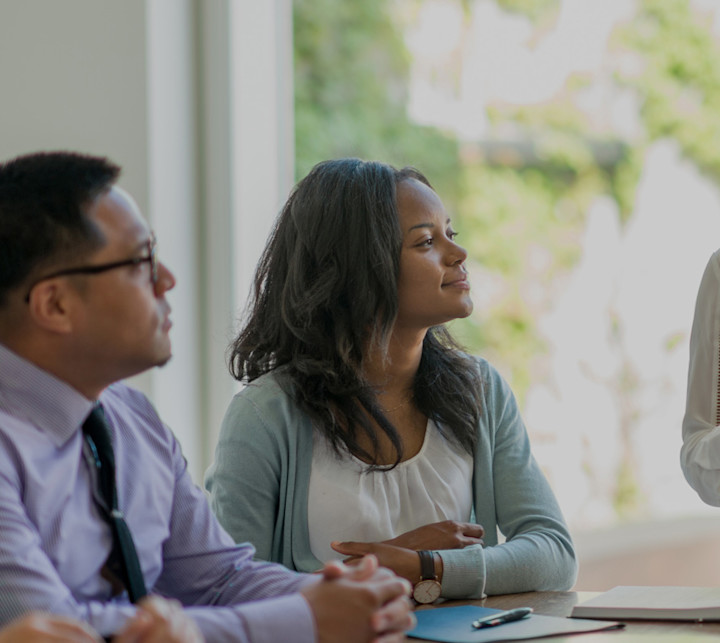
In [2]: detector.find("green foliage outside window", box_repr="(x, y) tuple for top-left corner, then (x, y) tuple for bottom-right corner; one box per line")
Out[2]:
(293, 0), (460, 202)
(617, 0), (720, 182)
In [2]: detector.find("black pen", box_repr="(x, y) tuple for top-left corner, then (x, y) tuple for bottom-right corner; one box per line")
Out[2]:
(471, 607), (533, 629)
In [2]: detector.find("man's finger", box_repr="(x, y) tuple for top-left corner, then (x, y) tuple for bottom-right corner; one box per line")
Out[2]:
(319, 559), (348, 580)
(371, 594), (414, 632)
(372, 576), (414, 609)
(341, 553), (378, 580)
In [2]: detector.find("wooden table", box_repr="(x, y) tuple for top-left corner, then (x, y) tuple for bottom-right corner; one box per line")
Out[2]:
(413, 591), (720, 641)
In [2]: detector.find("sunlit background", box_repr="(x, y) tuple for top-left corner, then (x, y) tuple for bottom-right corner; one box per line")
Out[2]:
(3, 0), (720, 588)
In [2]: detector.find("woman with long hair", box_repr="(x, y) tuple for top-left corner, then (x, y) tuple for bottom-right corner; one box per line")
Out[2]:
(205, 158), (576, 600)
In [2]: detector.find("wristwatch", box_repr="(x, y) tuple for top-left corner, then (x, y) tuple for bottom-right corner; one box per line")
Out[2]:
(412, 550), (441, 604)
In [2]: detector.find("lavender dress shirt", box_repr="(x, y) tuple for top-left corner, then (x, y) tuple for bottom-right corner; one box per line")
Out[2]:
(0, 343), (316, 642)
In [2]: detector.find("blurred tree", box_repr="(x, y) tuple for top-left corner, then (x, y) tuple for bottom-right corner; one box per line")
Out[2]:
(293, 0), (460, 200)
(617, 0), (720, 181)
(451, 80), (641, 406)
(496, 0), (561, 24)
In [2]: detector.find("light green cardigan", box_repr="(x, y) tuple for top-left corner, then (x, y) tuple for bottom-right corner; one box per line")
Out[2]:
(205, 357), (577, 598)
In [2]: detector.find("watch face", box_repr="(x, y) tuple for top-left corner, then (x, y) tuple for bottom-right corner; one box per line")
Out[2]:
(412, 579), (442, 604)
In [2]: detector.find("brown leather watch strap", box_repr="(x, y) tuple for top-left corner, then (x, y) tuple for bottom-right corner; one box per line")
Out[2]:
(418, 549), (436, 580)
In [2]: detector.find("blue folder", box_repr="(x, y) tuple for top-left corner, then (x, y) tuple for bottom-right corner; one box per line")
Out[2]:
(408, 605), (623, 642)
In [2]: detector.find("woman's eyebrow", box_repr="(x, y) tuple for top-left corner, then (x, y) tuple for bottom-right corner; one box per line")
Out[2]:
(408, 222), (434, 232)
(407, 217), (451, 232)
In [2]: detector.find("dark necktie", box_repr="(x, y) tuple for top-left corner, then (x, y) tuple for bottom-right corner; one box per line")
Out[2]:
(82, 404), (147, 603)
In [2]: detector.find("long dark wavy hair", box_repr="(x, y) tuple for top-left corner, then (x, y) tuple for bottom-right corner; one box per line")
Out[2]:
(229, 158), (482, 467)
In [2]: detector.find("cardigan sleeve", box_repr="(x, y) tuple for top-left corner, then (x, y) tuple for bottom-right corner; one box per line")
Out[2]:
(204, 389), (284, 561)
(437, 361), (577, 598)
(681, 250), (720, 506)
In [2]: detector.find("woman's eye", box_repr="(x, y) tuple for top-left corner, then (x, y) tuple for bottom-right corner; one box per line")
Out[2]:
(448, 230), (458, 240)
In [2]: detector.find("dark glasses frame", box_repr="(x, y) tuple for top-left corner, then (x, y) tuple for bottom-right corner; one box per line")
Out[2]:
(24, 236), (158, 303)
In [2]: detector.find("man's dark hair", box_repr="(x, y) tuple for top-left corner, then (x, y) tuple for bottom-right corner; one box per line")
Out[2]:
(229, 158), (482, 467)
(0, 151), (120, 306)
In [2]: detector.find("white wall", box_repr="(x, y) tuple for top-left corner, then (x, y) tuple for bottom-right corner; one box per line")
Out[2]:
(0, 0), (294, 482)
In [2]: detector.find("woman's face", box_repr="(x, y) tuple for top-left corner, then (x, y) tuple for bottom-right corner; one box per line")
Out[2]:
(395, 178), (473, 332)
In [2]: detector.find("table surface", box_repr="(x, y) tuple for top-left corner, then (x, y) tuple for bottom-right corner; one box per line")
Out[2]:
(413, 591), (720, 641)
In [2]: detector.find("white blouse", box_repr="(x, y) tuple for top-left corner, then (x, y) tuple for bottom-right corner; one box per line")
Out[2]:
(307, 418), (474, 563)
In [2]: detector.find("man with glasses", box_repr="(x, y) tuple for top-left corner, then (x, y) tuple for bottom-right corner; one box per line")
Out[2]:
(0, 151), (413, 642)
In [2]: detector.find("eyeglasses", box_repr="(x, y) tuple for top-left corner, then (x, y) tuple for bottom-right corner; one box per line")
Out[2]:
(24, 236), (158, 303)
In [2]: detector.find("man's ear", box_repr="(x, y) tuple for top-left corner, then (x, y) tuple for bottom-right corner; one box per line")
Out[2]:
(26, 281), (76, 334)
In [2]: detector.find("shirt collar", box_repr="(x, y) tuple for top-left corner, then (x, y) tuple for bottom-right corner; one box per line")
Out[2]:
(0, 343), (95, 447)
